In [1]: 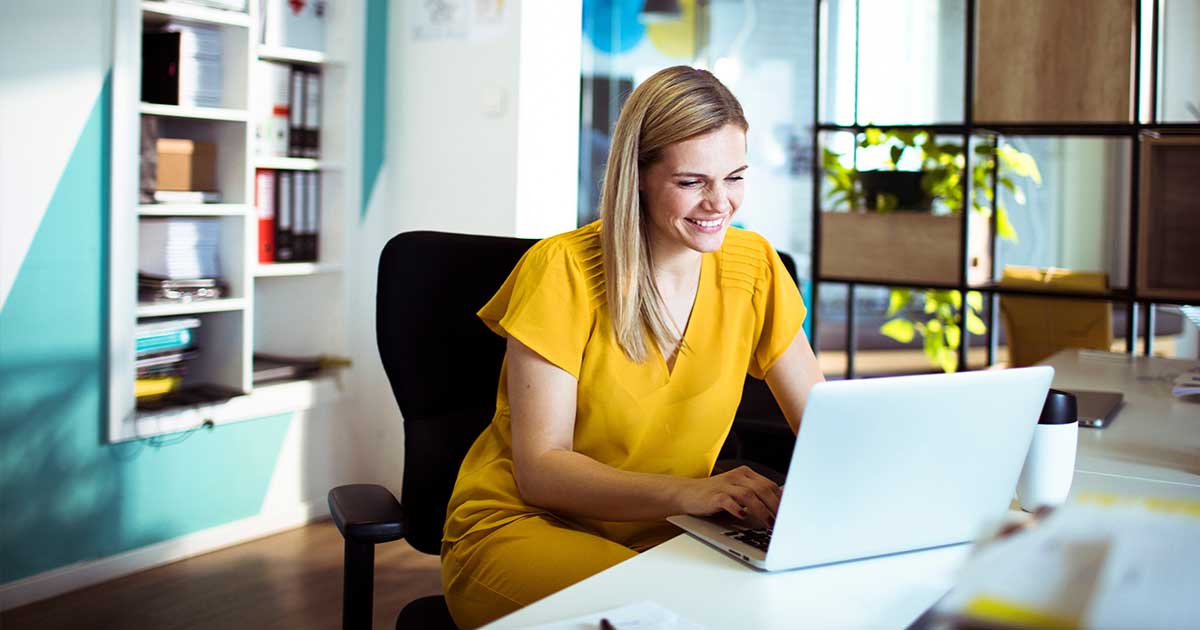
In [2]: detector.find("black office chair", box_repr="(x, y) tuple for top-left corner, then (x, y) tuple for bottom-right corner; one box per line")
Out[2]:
(327, 231), (799, 629)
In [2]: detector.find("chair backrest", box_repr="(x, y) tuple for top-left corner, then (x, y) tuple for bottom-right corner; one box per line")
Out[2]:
(999, 265), (1113, 367)
(376, 231), (537, 554)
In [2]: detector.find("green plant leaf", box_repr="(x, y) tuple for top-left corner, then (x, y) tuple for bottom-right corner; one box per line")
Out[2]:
(880, 318), (916, 343)
(887, 288), (911, 316)
(938, 347), (958, 373)
(948, 290), (962, 310)
(926, 318), (943, 334)
(967, 309), (987, 335)
(945, 323), (962, 349)
(997, 206), (1018, 242)
(864, 127), (883, 146)
(967, 291), (983, 311)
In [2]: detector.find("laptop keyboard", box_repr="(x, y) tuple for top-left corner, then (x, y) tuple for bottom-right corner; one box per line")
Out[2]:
(723, 527), (773, 552)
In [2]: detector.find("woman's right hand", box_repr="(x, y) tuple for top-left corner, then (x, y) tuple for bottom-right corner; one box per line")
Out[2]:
(674, 465), (782, 528)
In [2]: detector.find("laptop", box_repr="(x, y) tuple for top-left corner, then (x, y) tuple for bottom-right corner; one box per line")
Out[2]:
(1064, 389), (1124, 428)
(667, 366), (1055, 572)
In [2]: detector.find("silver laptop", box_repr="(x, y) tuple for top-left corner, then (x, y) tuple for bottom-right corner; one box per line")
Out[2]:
(668, 366), (1055, 572)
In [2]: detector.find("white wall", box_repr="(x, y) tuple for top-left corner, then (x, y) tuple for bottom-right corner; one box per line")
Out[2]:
(347, 0), (582, 489)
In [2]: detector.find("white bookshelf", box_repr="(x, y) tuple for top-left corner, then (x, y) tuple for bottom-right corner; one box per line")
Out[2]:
(109, 0), (353, 442)
(138, 203), (250, 216)
(138, 102), (250, 122)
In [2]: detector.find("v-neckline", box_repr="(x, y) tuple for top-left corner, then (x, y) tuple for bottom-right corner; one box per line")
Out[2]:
(655, 253), (708, 380)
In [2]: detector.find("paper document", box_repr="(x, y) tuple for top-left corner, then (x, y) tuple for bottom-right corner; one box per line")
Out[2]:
(523, 601), (705, 630)
(932, 494), (1200, 629)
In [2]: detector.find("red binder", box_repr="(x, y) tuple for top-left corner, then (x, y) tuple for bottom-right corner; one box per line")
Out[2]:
(255, 169), (276, 263)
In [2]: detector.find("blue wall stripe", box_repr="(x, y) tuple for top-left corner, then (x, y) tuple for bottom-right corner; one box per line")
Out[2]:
(0, 73), (293, 584)
(361, 0), (388, 218)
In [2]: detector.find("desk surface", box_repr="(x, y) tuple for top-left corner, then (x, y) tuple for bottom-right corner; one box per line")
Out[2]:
(1042, 349), (1200, 489)
(485, 350), (1200, 629)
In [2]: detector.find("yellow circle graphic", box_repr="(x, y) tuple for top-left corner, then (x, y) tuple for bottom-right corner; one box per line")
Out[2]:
(646, 0), (697, 59)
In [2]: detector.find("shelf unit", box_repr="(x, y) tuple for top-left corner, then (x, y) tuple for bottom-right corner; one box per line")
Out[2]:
(809, 0), (1199, 378)
(109, 0), (350, 442)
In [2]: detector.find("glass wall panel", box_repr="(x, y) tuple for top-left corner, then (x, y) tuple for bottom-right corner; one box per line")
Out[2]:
(821, 0), (965, 126)
(1158, 0), (1200, 123)
(992, 136), (1132, 291)
(579, 0), (816, 274)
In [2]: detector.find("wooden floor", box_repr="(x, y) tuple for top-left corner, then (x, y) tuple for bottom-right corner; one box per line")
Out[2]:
(1, 519), (443, 630)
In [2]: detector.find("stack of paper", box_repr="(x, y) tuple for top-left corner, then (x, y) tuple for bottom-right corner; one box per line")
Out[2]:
(161, 21), (223, 107)
(930, 494), (1200, 629)
(139, 218), (222, 280)
(1173, 366), (1200, 397)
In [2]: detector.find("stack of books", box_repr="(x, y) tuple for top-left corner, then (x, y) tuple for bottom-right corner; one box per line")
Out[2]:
(139, 217), (222, 284)
(143, 22), (224, 108)
(135, 318), (201, 400)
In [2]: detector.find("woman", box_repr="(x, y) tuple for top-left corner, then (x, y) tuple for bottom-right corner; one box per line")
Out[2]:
(441, 66), (825, 628)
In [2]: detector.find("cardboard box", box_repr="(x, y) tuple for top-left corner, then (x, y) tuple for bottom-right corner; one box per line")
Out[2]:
(156, 138), (216, 192)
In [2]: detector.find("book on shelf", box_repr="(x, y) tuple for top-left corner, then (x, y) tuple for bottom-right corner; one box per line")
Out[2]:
(135, 348), (199, 370)
(142, 23), (223, 108)
(259, 0), (325, 52)
(302, 68), (320, 158)
(136, 317), (200, 353)
(274, 170), (295, 261)
(254, 60), (291, 157)
(138, 218), (222, 280)
(288, 66), (305, 157)
(152, 190), (223, 204)
(136, 376), (183, 399)
(255, 169), (276, 262)
(136, 383), (242, 412)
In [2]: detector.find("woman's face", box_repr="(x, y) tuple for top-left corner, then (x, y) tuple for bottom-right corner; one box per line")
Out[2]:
(640, 123), (747, 260)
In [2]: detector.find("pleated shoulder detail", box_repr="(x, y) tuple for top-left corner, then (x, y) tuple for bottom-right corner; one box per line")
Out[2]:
(555, 221), (607, 312)
(717, 228), (772, 297)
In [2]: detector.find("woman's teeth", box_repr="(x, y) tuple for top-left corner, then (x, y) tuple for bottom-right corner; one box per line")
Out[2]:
(687, 218), (722, 228)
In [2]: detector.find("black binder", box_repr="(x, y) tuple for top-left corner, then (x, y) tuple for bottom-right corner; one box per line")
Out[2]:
(274, 171), (295, 261)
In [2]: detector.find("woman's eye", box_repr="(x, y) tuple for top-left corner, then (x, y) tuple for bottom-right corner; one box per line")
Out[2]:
(726, 176), (745, 183)
(677, 180), (702, 188)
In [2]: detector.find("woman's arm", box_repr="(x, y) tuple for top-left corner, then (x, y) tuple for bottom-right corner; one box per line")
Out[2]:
(764, 327), (825, 435)
(507, 336), (782, 525)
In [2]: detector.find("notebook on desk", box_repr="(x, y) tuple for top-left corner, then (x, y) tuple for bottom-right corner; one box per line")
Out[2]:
(668, 367), (1055, 572)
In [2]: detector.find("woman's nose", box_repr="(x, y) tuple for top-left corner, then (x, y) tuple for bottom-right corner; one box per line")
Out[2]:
(703, 184), (732, 212)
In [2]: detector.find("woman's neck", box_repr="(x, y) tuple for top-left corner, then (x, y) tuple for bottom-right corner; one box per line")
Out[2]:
(649, 241), (703, 292)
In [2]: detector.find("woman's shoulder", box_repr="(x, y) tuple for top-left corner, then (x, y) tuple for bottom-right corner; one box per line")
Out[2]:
(527, 221), (604, 272)
(717, 226), (776, 278)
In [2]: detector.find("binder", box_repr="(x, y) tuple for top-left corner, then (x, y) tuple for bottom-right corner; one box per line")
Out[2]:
(288, 65), (305, 158)
(275, 171), (295, 261)
(300, 171), (320, 261)
(293, 171), (309, 261)
(255, 169), (275, 263)
(303, 68), (321, 158)
(254, 60), (290, 157)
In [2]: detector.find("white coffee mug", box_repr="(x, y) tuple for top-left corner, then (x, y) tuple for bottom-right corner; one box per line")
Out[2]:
(1017, 420), (1079, 510)
(1017, 388), (1079, 511)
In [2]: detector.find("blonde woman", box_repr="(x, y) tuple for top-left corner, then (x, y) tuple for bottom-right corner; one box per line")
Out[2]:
(441, 66), (824, 628)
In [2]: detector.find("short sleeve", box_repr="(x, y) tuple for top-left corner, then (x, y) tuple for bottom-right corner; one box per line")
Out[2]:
(478, 240), (592, 379)
(748, 246), (807, 380)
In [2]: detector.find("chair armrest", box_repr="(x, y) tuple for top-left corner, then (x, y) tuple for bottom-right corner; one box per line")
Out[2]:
(327, 484), (407, 545)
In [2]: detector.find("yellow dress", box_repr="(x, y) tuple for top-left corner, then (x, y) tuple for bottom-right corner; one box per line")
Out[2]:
(441, 221), (806, 628)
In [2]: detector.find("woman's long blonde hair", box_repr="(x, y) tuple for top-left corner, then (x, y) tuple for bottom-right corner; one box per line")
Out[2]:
(599, 66), (748, 363)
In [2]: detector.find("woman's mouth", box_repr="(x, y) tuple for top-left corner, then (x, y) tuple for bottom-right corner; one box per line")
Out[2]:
(685, 217), (724, 232)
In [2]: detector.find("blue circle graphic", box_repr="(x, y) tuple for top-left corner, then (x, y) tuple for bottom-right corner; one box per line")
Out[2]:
(583, 0), (646, 55)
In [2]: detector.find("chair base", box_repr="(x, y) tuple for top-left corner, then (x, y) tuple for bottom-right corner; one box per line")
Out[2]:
(396, 595), (455, 630)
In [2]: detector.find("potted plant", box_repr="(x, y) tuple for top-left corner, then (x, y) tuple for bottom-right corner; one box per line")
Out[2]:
(821, 128), (1041, 372)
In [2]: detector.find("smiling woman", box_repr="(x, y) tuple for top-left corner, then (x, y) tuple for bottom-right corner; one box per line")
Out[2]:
(438, 66), (824, 629)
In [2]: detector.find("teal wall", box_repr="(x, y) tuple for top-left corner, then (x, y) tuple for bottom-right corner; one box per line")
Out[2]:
(0, 75), (295, 584)
(361, 0), (388, 218)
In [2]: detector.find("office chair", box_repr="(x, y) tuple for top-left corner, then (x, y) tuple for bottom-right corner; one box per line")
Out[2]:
(327, 231), (798, 629)
(999, 265), (1113, 367)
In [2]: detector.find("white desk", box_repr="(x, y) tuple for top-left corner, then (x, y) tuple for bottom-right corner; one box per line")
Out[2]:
(486, 350), (1200, 629)
(1042, 349), (1200, 492)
